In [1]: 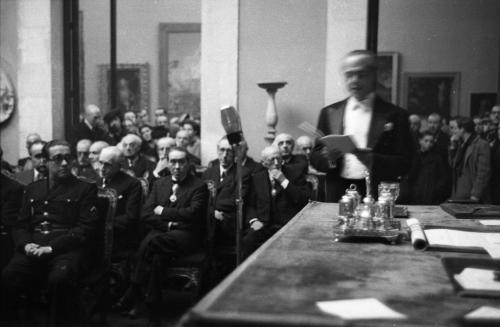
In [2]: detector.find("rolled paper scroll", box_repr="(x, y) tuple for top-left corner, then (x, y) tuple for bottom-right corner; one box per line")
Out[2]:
(407, 218), (428, 250)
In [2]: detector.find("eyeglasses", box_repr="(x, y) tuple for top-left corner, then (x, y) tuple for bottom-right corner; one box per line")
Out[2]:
(33, 153), (44, 159)
(49, 154), (74, 164)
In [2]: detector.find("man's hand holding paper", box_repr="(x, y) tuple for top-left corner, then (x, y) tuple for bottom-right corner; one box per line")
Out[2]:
(320, 134), (372, 167)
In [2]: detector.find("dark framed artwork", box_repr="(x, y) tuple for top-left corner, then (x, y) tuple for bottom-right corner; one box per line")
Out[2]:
(403, 72), (460, 119)
(376, 52), (399, 105)
(470, 93), (497, 117)
(159, 23), (201, 119)
(99, 63), (150, 113)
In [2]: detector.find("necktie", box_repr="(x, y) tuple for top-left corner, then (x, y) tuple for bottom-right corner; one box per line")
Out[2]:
(271, 179), (277, 197)
(220, 170), (227, 182)
(170, 183), (179, 202)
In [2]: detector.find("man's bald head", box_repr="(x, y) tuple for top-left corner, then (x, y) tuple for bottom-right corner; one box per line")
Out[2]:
(341, 50), (377, 101)
(76, 139), (92, 165)
(99, 146), (123, 179)
(296, 135), (314, 157)
(261, 145), (282, 170)
(84, 104), (102, 128)
(121, 133), (142, 157)
(89, 141), (109, 164)
(157, 137), (176, 159)
(273, 133), (294, 159)
(25, 133), (42, 150)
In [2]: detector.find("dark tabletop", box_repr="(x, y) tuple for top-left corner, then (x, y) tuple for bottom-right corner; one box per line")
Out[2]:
(180, 202), (500, 327)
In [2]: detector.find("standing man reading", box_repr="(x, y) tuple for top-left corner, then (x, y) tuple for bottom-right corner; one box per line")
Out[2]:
(310, 50), (413, 201)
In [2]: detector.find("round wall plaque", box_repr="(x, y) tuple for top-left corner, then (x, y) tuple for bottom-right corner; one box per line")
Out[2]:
(0, 69), (16, 126)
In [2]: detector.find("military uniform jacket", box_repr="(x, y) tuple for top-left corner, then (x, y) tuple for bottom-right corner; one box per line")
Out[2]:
(142, 174), (208, 233)
(12, 175), (98, 255)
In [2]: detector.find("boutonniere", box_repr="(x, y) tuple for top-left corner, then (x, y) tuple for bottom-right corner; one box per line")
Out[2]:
(384, 122), (394, 132)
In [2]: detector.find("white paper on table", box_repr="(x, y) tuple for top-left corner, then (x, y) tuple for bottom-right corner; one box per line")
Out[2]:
(480, 220), (500, 226)
(454, 268), (500, 291)
(465, 306), (500, 320)
(316, 298), (407, 320)
(424, 229), (500, 249)
(484, 234), (500, 258)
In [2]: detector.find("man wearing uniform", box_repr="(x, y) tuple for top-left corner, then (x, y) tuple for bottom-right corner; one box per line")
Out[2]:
(1, 140), (98, 326)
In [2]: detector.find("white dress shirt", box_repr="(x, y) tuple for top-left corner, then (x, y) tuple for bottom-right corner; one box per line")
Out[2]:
(341, 93), (374, 179)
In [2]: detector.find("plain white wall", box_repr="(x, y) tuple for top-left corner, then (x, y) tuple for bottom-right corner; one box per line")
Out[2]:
(379, 0), (500, 116)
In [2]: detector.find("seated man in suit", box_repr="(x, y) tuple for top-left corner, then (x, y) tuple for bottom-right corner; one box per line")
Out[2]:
(15, 140), (47, 185)
(114, 146), (207, 315)
(273, 133), (308, 172)
(72, 139), (99, 181)
(120, 133), (155, 179)
(175, 129), (201, 165)
(311, 50), (413, 201)
(88, 140), (109, 171)
(17, 133), (42, 171)
(203, 137), (250, 245)
(2, 140), (98, 326)
(70, 104), (107, 151)
(98, 146), (143, 254)
(151, 136), (176, 180)
(242, 146), (311, 258)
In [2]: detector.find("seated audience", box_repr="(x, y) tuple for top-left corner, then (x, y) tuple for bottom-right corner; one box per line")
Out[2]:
(2, 140), (98, 326)
(17, 133), (42, 171)
(113, 147), (208, 315)
(407, 131), (449, 204)
(273, 133), (308, 173)
(176, 130), (201, 165)
(70, 104), (107, 150)
(449, 116), (491, 202)
(98, 146), (143, 254)
(88, 140), (110, 172)
(15, 140), (47, 185)
(139, 124), (157, 161)
(151, 137), (176, 179)
(242, 146), (311, 258)
(136, 109), (149, 128)
(72, 139), (99, 181)
(203, 137), (250, 245)
(120, 134), (155, 178)
(296, 135), (319, 174)
(181, 120), (201, 159)
(103, 110), (125, 145)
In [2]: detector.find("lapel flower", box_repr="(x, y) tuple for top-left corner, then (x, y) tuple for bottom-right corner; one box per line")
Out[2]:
(384, 122), (394, 132)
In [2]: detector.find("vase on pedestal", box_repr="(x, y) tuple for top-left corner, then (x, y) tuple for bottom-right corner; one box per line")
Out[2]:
(257, 82), (287, 144)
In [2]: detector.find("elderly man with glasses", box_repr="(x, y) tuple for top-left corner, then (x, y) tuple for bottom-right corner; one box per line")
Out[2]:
(2, 140), (98, 326)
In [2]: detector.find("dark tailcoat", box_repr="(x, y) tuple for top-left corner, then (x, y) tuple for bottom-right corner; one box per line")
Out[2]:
(100, 171), (143, 252)
(132, 174), (208, 284)
(310, 96), (413, 201)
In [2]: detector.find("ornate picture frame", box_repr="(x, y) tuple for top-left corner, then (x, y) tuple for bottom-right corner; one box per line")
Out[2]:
(159, 23), (201, 119)
(98, 63), (150, 113)
(376, 52), (399, 105)
(403, 72), (460, 118)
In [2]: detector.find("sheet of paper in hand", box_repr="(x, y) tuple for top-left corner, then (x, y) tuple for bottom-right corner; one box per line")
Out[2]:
(320, 135), (357, 154)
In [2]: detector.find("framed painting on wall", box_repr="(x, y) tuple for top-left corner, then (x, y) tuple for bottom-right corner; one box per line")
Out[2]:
(99, 63), (150, 113)
(403, 72), (460, 119)
(376, 52), (399, 105)
(159, 23), (201, 119)
(470, 93), (497, 117)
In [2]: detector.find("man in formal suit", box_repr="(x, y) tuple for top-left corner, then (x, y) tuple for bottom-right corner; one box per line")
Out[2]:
(72, 139), (99, 181)
(448, 117), (491, 202)
(15, 140), (47, 185)
(88, 140), (109, 171)
(2, 140), (98, 326)
(176, 129), (201, 165)
(99, 146), (143, 254)
(242, 146), (311, 258)
(120, 133), (155, 178)
(114, 146), (207, 314)
(17, 133), (42, 171)
(203, 137), (250, 245)
(310, 50), (413, 201)
(70, 104), (106, 151)
(151, 136), (176, 180)
(273, 133), (308, 172)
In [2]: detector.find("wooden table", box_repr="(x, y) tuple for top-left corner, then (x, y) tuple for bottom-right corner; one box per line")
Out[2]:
(179, 202), (500, 326)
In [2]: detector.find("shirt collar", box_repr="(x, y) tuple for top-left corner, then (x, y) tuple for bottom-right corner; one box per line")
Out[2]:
(84, 119), (93, 130)
(348, 92), (375, 111)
